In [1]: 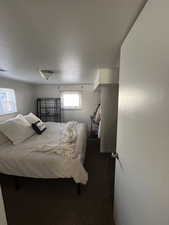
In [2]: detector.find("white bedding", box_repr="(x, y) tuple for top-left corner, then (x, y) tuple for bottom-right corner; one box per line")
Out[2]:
(0, 122), (88, 184)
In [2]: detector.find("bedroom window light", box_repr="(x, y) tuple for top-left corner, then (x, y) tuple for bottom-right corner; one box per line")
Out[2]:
(0, 88), (17, 115)
(61, 91), (82, 110)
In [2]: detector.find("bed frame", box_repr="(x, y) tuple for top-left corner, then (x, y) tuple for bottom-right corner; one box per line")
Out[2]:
(0, 174), (82, 195)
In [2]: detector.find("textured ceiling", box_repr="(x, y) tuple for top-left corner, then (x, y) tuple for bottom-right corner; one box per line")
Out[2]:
(0, 0), (147, 84)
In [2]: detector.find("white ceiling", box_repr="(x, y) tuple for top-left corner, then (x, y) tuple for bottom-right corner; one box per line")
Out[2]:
(0, 0), (147, 84)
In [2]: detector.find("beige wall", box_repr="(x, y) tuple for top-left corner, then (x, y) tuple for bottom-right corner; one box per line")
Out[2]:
(114, 0), (169, 225)
(0, 77), (34, 120)
(100, 84), (118, 152)
(34, 84), (100, 129)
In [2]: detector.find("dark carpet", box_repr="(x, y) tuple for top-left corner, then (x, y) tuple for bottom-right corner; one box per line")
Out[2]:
(1, 139), (115, 225)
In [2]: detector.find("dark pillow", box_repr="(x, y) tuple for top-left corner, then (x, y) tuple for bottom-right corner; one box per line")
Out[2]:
(32, 121), (47, 135)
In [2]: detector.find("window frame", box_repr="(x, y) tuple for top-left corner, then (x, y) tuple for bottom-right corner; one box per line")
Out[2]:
(0, 88), (17, 116)
(61, 91), (82, 110)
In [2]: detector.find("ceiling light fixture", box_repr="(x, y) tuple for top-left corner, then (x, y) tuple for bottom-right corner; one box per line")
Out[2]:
(39, 69), (55, 80)
(0, 68), (7, 72)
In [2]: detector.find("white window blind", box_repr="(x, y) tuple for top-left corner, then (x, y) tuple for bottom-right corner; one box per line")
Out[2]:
(0, 88), (17, 115)
(61, 92), (82, 109)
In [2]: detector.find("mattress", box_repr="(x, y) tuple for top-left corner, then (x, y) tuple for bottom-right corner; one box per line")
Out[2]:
(0, 122), (88, 184)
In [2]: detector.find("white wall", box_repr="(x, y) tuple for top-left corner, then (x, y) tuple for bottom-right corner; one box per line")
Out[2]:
(0, 77), (34, 119)
(0, 78), (100, 129)
(34, 84), (100, 129)
(114, 0), (169, 225)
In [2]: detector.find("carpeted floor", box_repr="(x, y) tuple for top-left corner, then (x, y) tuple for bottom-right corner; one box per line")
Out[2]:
(1, 139), (115, 225)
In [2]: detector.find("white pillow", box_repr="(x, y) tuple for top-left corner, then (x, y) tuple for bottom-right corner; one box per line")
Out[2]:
(0, 114), (35, 145)
(0, 132), (8, 145)
(24, 113), (42, 125)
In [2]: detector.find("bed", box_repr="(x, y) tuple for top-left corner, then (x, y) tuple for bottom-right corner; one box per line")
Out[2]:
(0, 122), (88, 191)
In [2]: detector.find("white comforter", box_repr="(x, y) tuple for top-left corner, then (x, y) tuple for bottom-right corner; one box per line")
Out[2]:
(0, 122), (88, 184)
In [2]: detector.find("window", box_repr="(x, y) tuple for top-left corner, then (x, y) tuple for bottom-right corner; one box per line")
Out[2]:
(61, 91), (82, 109)
(0, 88), (17, 115)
